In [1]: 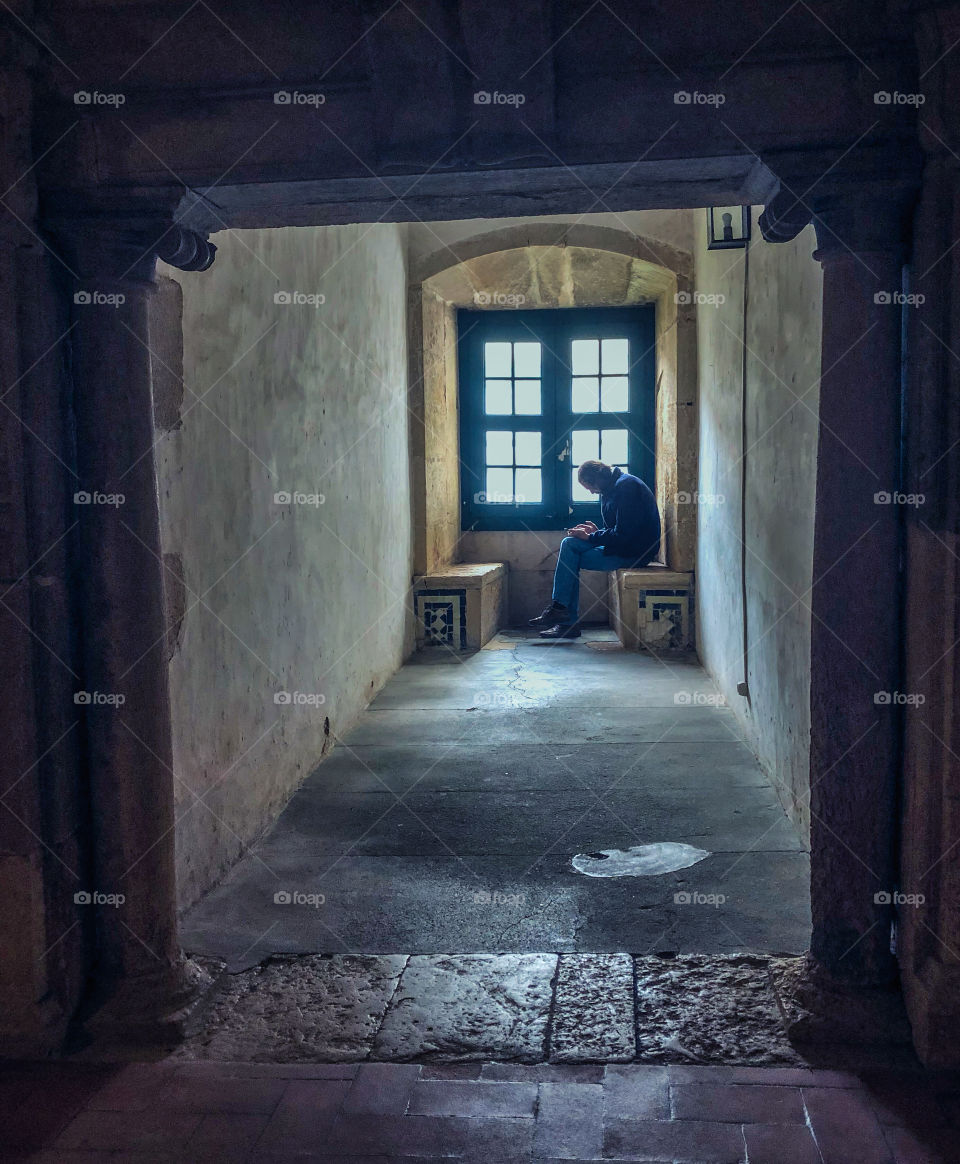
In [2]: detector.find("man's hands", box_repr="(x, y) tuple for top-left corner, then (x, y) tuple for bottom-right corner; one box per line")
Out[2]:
(567, 521), (598, 541)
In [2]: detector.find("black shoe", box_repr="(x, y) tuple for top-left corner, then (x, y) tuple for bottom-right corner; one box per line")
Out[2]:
(538, 622), (582, 639)
(529, 602), (570, 627)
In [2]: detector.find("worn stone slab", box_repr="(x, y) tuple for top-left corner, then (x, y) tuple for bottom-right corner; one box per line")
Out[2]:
(770, 952), (913, 1046)
(176, 954), (407, 1062)
(634, 954), (802, 1064)
(372, 954), (557, 1061)
(549, 953), (635, 1062)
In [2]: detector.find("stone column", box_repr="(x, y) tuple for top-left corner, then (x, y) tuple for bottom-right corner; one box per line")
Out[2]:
(897, 1), (960, 1066)
(61, 221), (208, 1034)
(806, 198), (910, 984)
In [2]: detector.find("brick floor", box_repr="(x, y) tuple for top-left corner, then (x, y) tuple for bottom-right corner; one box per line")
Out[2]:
(1, 1059), (958, 1162)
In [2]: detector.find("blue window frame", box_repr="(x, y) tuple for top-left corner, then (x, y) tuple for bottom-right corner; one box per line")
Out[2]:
(457, 306), (656, 531)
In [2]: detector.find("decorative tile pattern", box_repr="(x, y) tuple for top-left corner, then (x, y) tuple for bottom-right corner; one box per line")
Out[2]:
(415, 587), (467, 649)
(638, 587), (691, 650)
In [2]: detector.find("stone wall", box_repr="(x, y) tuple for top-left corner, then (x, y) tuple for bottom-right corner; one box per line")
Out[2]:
(695, 209), (823, 840)
(156, 225), (413, 909)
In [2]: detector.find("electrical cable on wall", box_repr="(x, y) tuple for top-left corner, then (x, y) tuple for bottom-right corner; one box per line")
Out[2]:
(737, 230), (750, 700)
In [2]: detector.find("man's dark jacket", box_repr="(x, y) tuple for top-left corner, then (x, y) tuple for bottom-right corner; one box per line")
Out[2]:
(586, 468), (660, 564)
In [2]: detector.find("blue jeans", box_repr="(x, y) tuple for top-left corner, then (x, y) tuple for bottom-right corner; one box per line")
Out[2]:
(551, 536), (638, 622)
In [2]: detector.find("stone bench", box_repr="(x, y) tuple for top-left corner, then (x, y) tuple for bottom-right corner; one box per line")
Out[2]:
(609, 565), (694, 652)
(413, 562), (507, 651)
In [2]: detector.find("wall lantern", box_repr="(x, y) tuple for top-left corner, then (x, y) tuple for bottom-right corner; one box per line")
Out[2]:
(707, 206), (751, 249)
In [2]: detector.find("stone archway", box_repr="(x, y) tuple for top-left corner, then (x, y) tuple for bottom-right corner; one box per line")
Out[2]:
(407, 222), (697, 627)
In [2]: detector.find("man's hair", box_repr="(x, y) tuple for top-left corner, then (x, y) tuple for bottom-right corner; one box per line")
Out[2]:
(577, 460), (615, 490)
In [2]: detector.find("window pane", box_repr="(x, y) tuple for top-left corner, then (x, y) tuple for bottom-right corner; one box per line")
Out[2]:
(513, 380), (541, 415)
(571, 429), (600, 465)
(513, 342), (541, 378)
(514, 431), (541, 466)
(485, 467), (513, 503)
(484, 379), (512, 415)
(601, 429), (629, 465)
(571, 339), (599, 375)
(601, 376), (629, 412)
(485, 342), (512, 378)
(485, 430), (513, 466)
(601, 338), (629, 374)
(572, 377), (599, 413)
(571, 468), (593, 502)
(515, 468), (542, 504)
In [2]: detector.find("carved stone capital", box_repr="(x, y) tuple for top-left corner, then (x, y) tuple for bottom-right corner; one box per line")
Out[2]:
(156, 225), (217, 272)
(51, 217), (216, 284)
(757, 186), (813, 244)
(810, 194), (913, 265)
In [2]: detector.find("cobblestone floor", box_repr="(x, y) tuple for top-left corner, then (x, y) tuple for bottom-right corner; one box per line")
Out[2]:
(2, 1058), (957, 1162)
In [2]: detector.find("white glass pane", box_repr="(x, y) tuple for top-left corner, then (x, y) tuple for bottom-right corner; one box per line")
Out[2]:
(514, 431), (541, 466)
(571, 429), (600, 465)
(513, 380), (541, 415)
(485, 467), (513, 503)
(484, 379), (512, 415)
(514, 468), (542, 503)
(571, 339), (599, 375)
(601, 429), (629, 465)
(571, 468), (593, 501)
(571, 377), (599, 413)
(484, 342), (512, 378)
(601, 338), (629, 374)
(513, 342), (541, 378)
(485, 430), (513, 466)
(601, 376), (629, 412)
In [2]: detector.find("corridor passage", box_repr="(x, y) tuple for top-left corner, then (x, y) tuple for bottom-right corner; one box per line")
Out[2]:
(182, 631), (809, 968)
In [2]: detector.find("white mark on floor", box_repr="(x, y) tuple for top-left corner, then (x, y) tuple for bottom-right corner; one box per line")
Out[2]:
(572, 842), (710, 878)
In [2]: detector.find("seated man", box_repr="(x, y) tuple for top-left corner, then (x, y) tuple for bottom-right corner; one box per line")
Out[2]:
(530, 459), (661, 639)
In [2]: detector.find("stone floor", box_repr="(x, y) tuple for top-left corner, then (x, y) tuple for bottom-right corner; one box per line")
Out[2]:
(3, 1057), (958, 1162)
(177, 952), (814, 1065)
(181, 631), (810, 967)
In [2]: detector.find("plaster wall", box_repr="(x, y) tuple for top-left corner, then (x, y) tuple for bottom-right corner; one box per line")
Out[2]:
(695, 208), (822, 840)
(156, 225), (412, 909)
